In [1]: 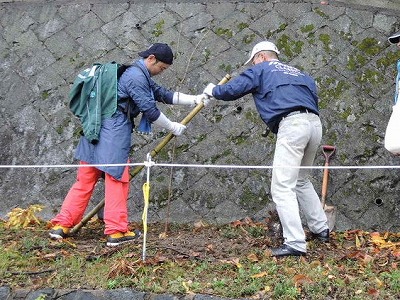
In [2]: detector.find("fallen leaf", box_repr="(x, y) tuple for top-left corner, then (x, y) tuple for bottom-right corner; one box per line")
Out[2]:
(219, 258), (242, 269)
(189, 251), (201, 257)
(370, 232), (386, 246)
(232, 257), (242, 269)
(231, 220), (243, 227)
(347, 250), (365, 259)
(5, 205), (43, 228)
(377, 257), (389, 267)
(375, 277), (384, 288)
(368, 288), (379, 296)
(361, 253), (374, 264)
(264, 286), (272, 292)
(264, 249), (273, 257)
(193, 220), (207, 229)
(247, 253), (259, 262)
(154, 254), (168, 263)
(285, 267), (296, 275)
(393, 251), (400, 258)
(182, 280), (192, 293)
(355, 235), (361, 248)
(310, 260), (321, 268)
(251, 272), (268, 278)
(242, 217), (255, 225)
(206, 244), (214, 252)
(159, 232), (168, 239)
(293, 274), (313, 286)
(63, 240), (77, 248)
(42, 253), (58, 260)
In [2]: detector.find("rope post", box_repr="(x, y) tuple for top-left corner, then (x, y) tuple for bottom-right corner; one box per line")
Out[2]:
(141, 153), (154, 261)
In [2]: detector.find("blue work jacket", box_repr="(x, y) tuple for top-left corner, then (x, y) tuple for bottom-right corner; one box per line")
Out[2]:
(117, 59), (174, 122)
(75, 59), (174, 180)
(212, 60), (319, 133)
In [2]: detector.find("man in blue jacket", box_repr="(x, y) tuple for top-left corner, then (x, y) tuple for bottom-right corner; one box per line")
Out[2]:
(203, 41), (329, 257)
(50, 43), (207, 246)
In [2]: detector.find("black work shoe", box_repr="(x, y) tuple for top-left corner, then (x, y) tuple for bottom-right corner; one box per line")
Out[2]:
(106, 229), (142, 247)
(312, 229), (330, 242)
(271, 244), (306, 257)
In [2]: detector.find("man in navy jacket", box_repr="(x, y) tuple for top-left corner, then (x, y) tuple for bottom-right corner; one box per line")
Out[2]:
(203, 41), (329, 257)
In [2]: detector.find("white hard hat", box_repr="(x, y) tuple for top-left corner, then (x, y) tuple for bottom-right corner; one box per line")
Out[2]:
(245, 41), (280, 65)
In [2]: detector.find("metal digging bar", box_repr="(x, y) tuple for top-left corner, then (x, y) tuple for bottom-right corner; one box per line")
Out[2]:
(69, 74), (232, 235)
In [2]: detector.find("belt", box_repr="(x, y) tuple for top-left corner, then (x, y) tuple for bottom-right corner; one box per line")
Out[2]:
(283, 108), (313, 119)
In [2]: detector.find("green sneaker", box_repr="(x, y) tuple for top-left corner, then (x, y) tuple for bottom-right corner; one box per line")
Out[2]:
(106, 229), (141, 247)
(49, 225), (70, 239)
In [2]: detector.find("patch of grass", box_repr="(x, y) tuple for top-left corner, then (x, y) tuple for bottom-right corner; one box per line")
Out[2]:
(381, 269), (400, 293)
(1, 221), (400, 299)
(220, 225), (241, 239)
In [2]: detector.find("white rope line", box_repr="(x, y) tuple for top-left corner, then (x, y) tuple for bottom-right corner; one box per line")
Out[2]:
(1, 161), (400, 170)
(0, 163), (145, 169)
(153, 163), (400, 170)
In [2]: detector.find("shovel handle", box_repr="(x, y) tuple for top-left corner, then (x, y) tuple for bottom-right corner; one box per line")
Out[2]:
(321, 145), (336, 207)
(322, 145), (336, 162)
(321, 162), (329, 207)
(128, 74), (232, 179)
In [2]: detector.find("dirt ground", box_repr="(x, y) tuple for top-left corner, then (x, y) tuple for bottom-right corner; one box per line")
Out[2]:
(3, 210), (400, 299)
(61, 212), (335, 262)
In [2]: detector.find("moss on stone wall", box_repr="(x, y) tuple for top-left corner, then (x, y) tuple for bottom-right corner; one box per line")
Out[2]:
(2, 0), (399, 230)
(276, 34), (304, 60)
(153, 20), (165, 37)
(239, 184), (269, 211)
(316, 77), (350, 108)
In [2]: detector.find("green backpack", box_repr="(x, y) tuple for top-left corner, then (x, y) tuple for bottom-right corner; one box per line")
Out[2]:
(69, 61), (128, 143)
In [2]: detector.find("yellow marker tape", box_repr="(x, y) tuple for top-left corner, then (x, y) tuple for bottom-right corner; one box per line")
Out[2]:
(142, 182), (150, 261)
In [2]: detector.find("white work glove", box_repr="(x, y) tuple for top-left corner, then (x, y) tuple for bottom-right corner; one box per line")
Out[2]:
(172, 92), (210, 106)
(199, 94), (211, 106)
(153, 112), (186, 136)
(203, 83), (216, 98)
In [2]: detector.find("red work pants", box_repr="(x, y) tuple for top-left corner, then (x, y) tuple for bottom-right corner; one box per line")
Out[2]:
(51, 161), (130, 235)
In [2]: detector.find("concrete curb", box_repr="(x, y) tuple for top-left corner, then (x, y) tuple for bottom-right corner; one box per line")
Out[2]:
(0, 286), (244, 300)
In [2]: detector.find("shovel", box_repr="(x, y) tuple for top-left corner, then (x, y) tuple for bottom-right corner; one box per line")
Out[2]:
(321, 145), (337, 231)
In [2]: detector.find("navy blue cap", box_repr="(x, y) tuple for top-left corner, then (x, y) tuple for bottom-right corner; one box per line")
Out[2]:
(138, 43), (174, 65)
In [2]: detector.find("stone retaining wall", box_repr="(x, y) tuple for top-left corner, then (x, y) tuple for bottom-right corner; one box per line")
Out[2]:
(1, 0), (400, 231)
